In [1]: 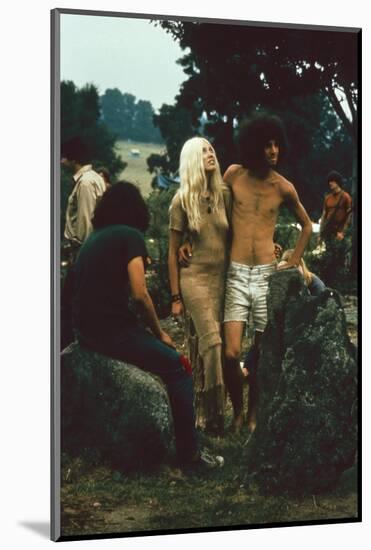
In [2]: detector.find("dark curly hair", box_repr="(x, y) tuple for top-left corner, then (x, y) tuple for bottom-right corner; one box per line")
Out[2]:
(92, 181), (150, 232)
(327, 170), (344, 188)
(237, 114), (288, 174)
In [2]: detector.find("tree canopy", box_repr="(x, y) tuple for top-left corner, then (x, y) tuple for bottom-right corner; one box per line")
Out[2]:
(159, 21), (358, 140)
(100, 89), (163, 143)
(61, 81), (125, 177)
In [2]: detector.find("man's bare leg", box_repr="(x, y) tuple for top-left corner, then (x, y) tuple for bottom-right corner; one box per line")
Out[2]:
(246, 330), (263, 433)
(224, 321), (245, 433)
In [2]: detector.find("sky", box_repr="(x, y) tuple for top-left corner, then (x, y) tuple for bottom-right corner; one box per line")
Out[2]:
(61, 13), (187, 111)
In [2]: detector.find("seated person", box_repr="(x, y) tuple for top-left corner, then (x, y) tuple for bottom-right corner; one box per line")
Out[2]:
(72, 181), (223, 470)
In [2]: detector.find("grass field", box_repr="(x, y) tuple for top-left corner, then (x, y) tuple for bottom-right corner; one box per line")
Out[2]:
(115, 140), (165, 197)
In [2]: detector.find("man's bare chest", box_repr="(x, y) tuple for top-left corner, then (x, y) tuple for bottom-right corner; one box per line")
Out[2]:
(232, 181), (282, 219)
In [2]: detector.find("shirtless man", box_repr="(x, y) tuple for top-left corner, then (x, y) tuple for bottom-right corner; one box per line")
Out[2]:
(223, 114), (312, 433)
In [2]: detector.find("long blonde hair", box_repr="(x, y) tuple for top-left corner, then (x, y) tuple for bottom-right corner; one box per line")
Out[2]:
(281, 249), (313, 286)
(177, 137), (224, 232)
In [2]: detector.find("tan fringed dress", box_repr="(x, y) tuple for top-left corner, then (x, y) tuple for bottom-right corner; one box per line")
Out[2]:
(169, 187), (232, 433)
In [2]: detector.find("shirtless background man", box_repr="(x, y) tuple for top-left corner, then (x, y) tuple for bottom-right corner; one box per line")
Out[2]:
(223, 114), (312, 433)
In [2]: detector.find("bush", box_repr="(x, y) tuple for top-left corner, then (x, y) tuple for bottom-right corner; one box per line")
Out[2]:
(306, 233), (355, 294)
(145, 187), (178, 318)
(273, 209), (305, 250)
(60, 166), (74, 237)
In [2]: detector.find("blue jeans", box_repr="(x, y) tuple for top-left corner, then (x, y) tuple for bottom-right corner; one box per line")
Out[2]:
(79, 326), (198, 462)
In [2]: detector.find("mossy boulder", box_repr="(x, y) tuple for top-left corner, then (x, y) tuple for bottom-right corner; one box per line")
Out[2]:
(61, 343), (174, 471)
(246, 269), (357, 495)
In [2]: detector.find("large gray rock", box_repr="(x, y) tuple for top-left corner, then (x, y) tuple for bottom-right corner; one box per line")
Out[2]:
(246, 269), (357, 495)
(61, 343), (174, 471)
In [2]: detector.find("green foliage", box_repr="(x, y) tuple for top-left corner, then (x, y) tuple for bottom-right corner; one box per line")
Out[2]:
(273, 209), (317, 253)
(306, 234), (355, 294)
(134, 99), (163, 143)
(61, 81), (125, 177)
(100, 89), (135, 139)
(60, 165), (74, 236)
(273, 206), (355, 293)
(273, 209), (300, 251)
(159, 21), (357, 141)
(148, 104), (199, 176)
(270, 93), (353, 220)
(100, 88), (163, 143)
(145, 187), (178, 317)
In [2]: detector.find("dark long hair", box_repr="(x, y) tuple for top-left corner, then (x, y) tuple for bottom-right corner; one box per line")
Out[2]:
(237, 113), (288, 175)
(92, 181), (150, 232)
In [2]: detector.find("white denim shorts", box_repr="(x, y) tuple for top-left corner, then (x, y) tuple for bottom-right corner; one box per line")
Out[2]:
(223, 260), (277, 332)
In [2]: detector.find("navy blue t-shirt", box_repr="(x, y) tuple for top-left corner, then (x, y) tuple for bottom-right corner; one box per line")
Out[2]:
(73, 224), (147, 340)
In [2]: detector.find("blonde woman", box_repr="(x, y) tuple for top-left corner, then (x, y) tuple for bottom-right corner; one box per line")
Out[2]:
(168, 137), (232, 435)
(279, 249), (326, 296)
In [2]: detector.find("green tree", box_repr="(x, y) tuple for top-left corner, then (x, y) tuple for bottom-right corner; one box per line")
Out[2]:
(147, 103), (198, 176)
(100, 89), (136, 140)
(99, 88), (126, 138)
(61, 81), (125, 176)
(159, 21), (358, 141)
(145, 187), (178, 317)
(271, 92), (353, 219)
(100, 89), (163, 143)
(133, 99), (162, 143)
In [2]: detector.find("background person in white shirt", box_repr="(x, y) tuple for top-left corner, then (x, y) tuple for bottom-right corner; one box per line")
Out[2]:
(62, 136), (106, 247)
(61, 136), (106, 349)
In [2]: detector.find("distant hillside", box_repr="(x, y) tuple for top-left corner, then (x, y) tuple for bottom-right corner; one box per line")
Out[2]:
(115, 140), (165, 197)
